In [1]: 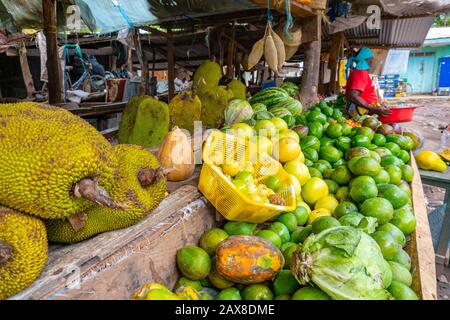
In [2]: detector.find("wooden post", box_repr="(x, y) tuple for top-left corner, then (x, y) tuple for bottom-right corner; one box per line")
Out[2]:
(299, 14), (321, 109)
(133, 29), (149, 95)
(42, 0), (62, 104)
(127, 47), (133, 75)
(18, 42), (35, 99)
(167, 30), (175, 102)
(226, 24), (236, 78)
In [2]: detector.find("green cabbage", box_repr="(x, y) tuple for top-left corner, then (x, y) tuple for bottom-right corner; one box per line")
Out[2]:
(292, 226), (392, 300)
(224, 99), (254, 126)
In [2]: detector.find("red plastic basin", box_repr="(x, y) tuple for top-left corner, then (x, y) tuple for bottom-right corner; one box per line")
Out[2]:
(376, 106), (417, 123)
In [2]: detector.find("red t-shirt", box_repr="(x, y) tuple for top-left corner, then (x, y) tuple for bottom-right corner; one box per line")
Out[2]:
(345, 70), (378, 105)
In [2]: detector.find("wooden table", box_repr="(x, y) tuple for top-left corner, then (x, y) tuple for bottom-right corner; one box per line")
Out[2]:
(419, 168), (450, 267)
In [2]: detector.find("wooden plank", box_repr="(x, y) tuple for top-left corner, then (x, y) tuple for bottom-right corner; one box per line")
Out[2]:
(250, 0), (315, 17)
(408, 156), (438, 300)
(18, 42), (35, 99)
(167, 31), (175, 102)
(42, 0), (62, 104)
(11, 185), (217, 300)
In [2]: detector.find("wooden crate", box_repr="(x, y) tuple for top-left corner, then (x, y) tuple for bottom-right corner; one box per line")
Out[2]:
(10, 160), (437, 300)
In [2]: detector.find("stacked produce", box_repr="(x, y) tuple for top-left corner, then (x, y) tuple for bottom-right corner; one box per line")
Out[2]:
(135, 90), (421, 300)
(0, 102), (168, 299)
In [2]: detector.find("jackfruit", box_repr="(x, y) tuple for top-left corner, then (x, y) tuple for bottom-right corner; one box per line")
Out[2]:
(228, 79), (247, 100)
(0, 207), (48, 300)
(168, 91), (202, 134)
(193, 60), (222, 96)
(45, 144), (167, 243)
(118, 96), (170, 148)
(0, 102), (119, 220)
(200, 86), (235, 129)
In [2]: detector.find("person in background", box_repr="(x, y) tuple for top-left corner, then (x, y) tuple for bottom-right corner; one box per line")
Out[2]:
(345, 47), (392, 119)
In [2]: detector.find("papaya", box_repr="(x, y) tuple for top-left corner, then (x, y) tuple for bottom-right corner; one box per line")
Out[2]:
(216, 235), (284, 284)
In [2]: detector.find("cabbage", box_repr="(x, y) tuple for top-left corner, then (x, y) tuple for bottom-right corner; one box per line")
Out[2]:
(252, 103), (267, 113)
(292, 226), (392, 300)
(357, 217), (378, 235)
(224, 99), (254, 126)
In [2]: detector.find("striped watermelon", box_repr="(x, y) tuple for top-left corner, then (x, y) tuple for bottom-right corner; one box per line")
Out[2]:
(268, 97), (303, 116)
(249, 87), (290, 108)
(281, 81), (299, 97)
(269, 107), (292, 118)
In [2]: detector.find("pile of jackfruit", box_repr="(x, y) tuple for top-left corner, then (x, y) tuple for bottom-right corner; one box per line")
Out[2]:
(0, 103), (167, 299)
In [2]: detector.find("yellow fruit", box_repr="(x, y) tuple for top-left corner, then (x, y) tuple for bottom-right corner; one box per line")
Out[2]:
(297, 201), (311, 213)
(230, 123), (254, 140)
(132, 283), (171, 300)
(301, 177), (329, 207)
(45, 145), (167, 244)
(279, 130), (300, 143)
(144, 289), (181, 300)
(271, 117), (289, 132)
(0, 207), (48, 299)
(284, 160), (311, 186)
(222, 159), (244, 177)
(314, 195), (339, 214)
(274, 138), (301, 163)
(253, 135), (273, 155)
(175, 286), (203, 300)
(296, 151), (305, 163)
(308, 208), (332, 225)
(290, 175), (302, 197)
(416, 150), (447, 172)
(0, 102), (118, 219)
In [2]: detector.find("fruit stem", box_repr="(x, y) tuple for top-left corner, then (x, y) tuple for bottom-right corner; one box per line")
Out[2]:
(73, 178), (128, 210)
(0, 241), (12, 266)
(137, 168), (168, 187)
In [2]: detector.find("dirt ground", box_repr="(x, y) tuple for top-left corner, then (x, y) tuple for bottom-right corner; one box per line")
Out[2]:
(386, 95), (450, 300)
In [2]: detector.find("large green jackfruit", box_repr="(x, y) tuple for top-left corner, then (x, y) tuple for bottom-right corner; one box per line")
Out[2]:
(45, 144), (167, 244)
(200, 86), (235, 129)
(0, 103), (119, 219)
(228, 79), (247, 100)
(118, 96), (170, 148)
(169, 91), (202, 134)
(193, 60), (222, 96)
(0, 207), (48, 300)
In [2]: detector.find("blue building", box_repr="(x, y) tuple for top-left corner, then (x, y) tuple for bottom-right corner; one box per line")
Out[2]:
(402, 27), (450, 94)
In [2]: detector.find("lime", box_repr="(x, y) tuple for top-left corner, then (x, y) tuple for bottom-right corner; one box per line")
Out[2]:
(388, 261), (412, 287)
(280, 241), (297, 252)
(373, 133), (387, 146)
(290, 225), (313, 244)
(291, 287), (331, 300)
(398, 180), (412, 197)
(326, 123), (343, 138)
(297, 201), (312, 213)
(177, 246), (211, 280)
(331, 165), (352, 185)
(315, 159), (333, 173)
(371, 231), (401, 260)
(232, 179), (249, 195)
(401, 165), (414, 183)
(319, 146), (343, 164)
(292, 206), (309, 225)
(341, 123), (352, 136)
(267, 222), (291, 243)
(223, 222), (257, 236)
(357, 126), (375, 140)
(174, 277), (203, 292)
(378, 184), (409, 209)
(349, 176), (378, 203)
(388, 248), (412, 271)
(216, 287), (242, 300)
(374, 147), (392, 158)
(335, 186), (350, 202)
(265, 175), (281, 192)
(334, 201), (359, 219)
(373, 169), (391, 184)
(385, 142), (401, 157)
(311, 216), (341, 234)
(397, 150), (411, 164)
(381, 155), (404, 168)
(320, 136), (335, 147)
(273, 270), (301, 296)
(385, 165), (403, 185)
(307, 208), (332, 225)
(255, 230), (282, 248)
(391, 205), (416, 235)
(199, 228), (229, 256)
(352, 135), (371, 148)
(377, 223), (406, 247)
(308, 167), (323, 179)
(241, 284), (274, 300)
(234, 171), (254, 184)
(360, 197), (394, 225)
(282, 243), (298, 268)
(301, 177), (329, 206)
(314, 195), (339, 214)
(324, 179), (339, 194)
(388, 281), (418, 300)
(349, 157), (381, 177)
(277, 212), (298, 232)
(333, 159), (347, 169)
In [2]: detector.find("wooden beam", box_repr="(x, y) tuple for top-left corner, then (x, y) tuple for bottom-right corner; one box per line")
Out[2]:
(250, 0), (315, 17)
(42, 0), (62, 104)
(167, 30), (175, 102)
(226, 24), (236, 78)
(133, 29), (149, 95)
(301, 15), (320, 43)
(18, 41), (35, 99)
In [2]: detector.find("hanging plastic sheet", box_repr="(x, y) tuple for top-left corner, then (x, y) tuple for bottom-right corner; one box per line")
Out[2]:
(382, 49), (411, 76)
(380, 0), (450, 16)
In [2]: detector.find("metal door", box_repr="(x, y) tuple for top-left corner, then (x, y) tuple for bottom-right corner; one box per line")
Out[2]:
(405, 54), (435, 93)
(439, 56), (450, 88)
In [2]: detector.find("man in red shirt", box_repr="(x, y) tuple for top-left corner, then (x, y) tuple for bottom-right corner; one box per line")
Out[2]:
(345, 47), (391, 118)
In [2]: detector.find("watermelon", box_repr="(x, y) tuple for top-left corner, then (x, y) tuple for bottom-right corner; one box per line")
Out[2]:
(281, 82), (299, 97)
(270, 107), (292, 118)
(269, 97), (303, 116)
(252, 103), (267, 113)
(249, 87), (290, 108)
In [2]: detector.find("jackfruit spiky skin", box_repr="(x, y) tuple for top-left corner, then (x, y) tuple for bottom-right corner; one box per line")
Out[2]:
(200, 86), (234, 129)
(169, 91), (202, 134)
(193, 60), (222, 96)
(118, 97), (170, 148)
(45, 144), (167, 244)
(228, 79), (247, 100)
(0, 103), (118, 219)
(0, 207), (48, 300)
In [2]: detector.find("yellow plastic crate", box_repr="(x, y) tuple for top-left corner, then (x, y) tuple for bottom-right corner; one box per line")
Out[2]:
(199, 131), (296, 223)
